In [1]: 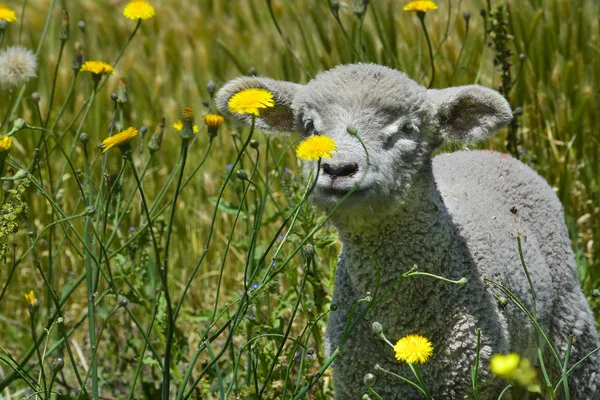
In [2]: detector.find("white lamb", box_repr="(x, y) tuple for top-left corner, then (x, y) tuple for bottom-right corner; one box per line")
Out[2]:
(216, 63), (599, 399)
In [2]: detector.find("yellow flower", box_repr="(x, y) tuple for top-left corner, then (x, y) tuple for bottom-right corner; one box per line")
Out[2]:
(173, 120), (199, 133)
(296, 135), (337, 161)
(81, 61), (114, 75)
(490, 353), (540, 392)
(393, 334), (433, 364)
(228, 88), (275, 116)
(123, 0), (155, 20)
(0, 136), (12, 152)
(404, 1), (438, 12)
(0, 5), (17, 23)
(203, 114), (224, 128)
(490, 353), (520, 378)
(98, 127), (138, 153)
(24, 291), (36, 307)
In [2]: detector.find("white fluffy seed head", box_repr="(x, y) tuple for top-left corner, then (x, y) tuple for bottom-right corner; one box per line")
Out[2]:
(0, 46), (37, 89)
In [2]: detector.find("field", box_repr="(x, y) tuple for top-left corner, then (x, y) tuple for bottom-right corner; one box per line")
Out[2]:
(0, 0), (598, 398)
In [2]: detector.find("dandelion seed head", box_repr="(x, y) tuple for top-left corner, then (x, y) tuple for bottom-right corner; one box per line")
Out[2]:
(0, 46), (37, 89)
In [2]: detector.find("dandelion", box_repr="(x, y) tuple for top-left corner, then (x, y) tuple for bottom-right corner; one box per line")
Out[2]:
(228, 88), (275, 116)
(98, 127), (138, 153)
(296, 136), (337, 161)
(24, 290), (39, 312)
(203, 114), (224, 138)
(0, 5), (17, 23)
(123, 0), (155, 20)
(0, 46), (37, 89)
(490, 353), (540, 392)
(80, 61), (114, 82)
(403, 1), (438, 12)
(404, 1), (437, 88)
(0, 136), (12, 152)
(393, 334), (433, 364)
(173, 120), (199, 134)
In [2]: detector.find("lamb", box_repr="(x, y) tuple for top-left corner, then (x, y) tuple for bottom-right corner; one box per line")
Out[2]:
(216, 63), (600, 399)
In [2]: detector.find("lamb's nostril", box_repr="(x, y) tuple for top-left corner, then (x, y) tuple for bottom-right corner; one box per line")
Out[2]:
(322, 163), (359, 177)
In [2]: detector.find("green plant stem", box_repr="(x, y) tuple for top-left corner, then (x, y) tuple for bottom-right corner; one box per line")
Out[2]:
(418, 13), (436, 88)
(161, 139), (190, 400)
(29, 311), (48, 400)
(44, 40), (67, 127)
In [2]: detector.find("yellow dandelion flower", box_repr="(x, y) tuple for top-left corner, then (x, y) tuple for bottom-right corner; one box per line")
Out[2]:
(490, 353), (520, 379)
(173, 120), (199, 133)
(490, 353), (539, 392)
(394, 334), (433, 364)
(228, 88), (275, 116)
(0, 5), (17, 23)
(203, 114), (224, 128)
(98, 127), (138, 153)
(404, 1), (438, 12)
(0, 136), (12, 152)
(123, 0), (155, 20)
(24, 290), (37, 307)
(296, 135), (337, 161)
(81, 61), (114, 75)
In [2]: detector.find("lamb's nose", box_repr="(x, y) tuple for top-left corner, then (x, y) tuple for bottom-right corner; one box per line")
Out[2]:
(322, 163), (359, 177)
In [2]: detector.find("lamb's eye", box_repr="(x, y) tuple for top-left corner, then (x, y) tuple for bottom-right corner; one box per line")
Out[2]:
(304, 120), (316, 135)
(400, 122), (419, 135)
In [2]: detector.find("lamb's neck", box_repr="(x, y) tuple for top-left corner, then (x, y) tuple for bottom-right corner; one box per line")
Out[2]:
(337, 177), (455, 295)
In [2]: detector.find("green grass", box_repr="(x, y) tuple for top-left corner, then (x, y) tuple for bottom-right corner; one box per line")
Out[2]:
(0, 0), (598, 398)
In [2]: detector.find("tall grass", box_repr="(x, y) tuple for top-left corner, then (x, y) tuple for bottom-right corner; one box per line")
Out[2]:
(0, 0), (598, 398)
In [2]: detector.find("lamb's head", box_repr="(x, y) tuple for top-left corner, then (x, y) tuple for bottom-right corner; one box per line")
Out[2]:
(216, 64), (512, 223)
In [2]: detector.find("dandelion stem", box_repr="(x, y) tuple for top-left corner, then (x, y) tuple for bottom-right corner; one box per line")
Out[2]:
(418, 13), (436, 88)
(161, 139), (190, 400)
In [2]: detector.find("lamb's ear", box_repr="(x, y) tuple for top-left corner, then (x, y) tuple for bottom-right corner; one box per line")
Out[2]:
(216, 76), (302, 133)
(428, 85), (513, 143)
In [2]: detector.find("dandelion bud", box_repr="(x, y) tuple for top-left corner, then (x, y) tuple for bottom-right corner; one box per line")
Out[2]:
(78, 20), (85, 32)
(362, 395), (372, 400)
(52, 357), (64, 372)
(0, 20), (8, 31)
(463, 11), (471, 21)
(354, 0), (369, 17)
(148, 118), (165, 152)
(519, 53), (527, 61)
(247, 67), (257, 76)
(59, 11), (70, 41)
(330, 304), (338, 311)
(180, 106), (196, 140)
(80, 132), (89, 143)
(13, 118), (26, 131)
(302, 244), (315, 260)
(363, 373), (376, 388)
(347, 125), (358, 136)
(24, 291), (39, 313)
(250, 139), (259, 149)
(330, 1), (340, 13)
(118, 294), (129, 307)
(31, 92), (41, 103)
(457, 277), (468, 285)
(203, 114), (224, 139)
(139, 126), (147, 139)
(117, 78), (128, 104)
(512, 107), (523, 117)
(206, 80), (216, 95)
(592, 289), (600, 298)
(371, 321), (383, 336)
(306, 347), (315, 356)
(497, 296), (509, 309)
(236, 169), (249, 181)
(72, 42), (83, 71)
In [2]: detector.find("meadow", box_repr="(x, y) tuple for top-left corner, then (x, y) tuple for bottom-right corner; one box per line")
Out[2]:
(0, 0), (598, 398)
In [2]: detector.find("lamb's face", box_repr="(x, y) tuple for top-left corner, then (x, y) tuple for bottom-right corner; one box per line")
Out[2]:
(291, 66), (438, 214)
(216, 63), (513, 222)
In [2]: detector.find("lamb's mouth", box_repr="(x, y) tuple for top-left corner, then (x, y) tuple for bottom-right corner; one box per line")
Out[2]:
(317, 185), (367, 198)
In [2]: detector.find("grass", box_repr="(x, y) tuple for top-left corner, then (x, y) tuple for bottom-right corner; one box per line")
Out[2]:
(0, 0), (598, 398)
